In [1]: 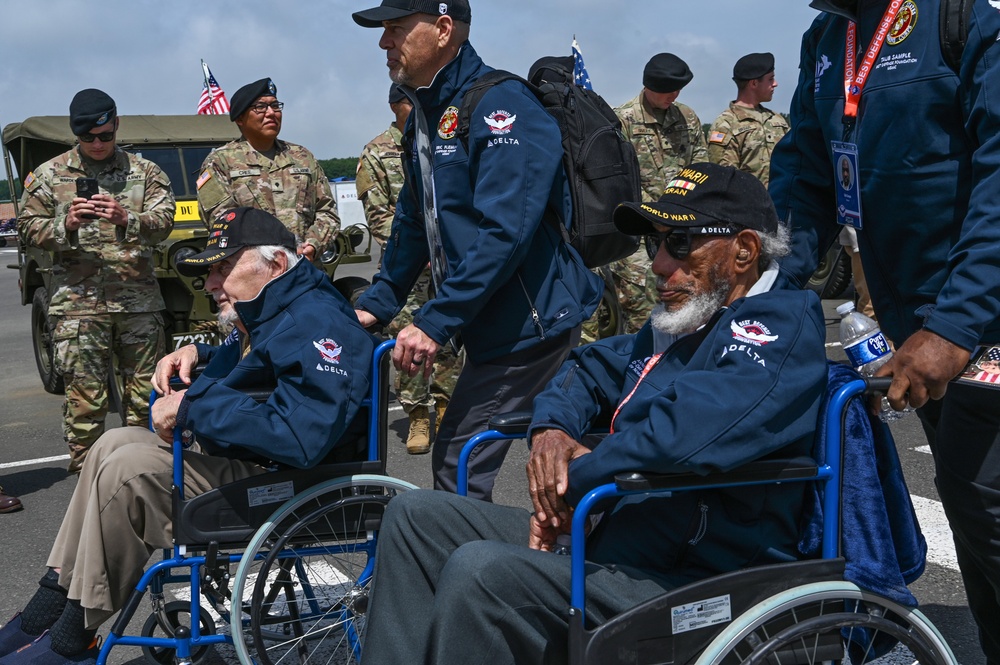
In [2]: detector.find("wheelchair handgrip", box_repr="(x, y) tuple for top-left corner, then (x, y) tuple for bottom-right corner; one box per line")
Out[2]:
(614, 456), (819, 492)
(487, 411), (533, 434)
(865, 377), (893, 394)
(167, 363), (209, 391)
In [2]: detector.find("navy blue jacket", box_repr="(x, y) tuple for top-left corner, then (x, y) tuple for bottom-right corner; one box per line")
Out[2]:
(177, 260), (377, 469)
(530, 288), (827, 584)
(770, 0), (1000, 351)
(355, 42), (602, 362)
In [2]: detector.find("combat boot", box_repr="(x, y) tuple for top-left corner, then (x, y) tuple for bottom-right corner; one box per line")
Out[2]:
(406, 406), (431, 455)
(435, 399), (449, 434)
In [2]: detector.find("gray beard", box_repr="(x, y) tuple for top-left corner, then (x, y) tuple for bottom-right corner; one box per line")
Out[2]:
(217, 307), (239, 331)
(650, 277), (730, 335)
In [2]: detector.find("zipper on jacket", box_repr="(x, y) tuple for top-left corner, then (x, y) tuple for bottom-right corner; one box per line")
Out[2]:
(517, 273), (546, 340)
(687, 501), (708, 546)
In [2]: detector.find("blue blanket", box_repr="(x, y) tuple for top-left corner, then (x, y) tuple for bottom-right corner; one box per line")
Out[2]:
(798, 362), (927, 607)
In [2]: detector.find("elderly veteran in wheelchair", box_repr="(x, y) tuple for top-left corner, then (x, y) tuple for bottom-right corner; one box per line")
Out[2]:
(360, 163), (828, 665)
(0, 207), (376, 665)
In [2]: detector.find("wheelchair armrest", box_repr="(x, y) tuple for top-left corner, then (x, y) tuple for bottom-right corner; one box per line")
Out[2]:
(614, 456), (819, 492)
(487, 411), (534, 435)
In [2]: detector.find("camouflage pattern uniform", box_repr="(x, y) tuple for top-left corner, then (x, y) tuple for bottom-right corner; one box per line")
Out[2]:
(356, 125), (463, 410)
(18, 146), (174, 471)
(581, 93), (708, 341)
(707, 102), (789, 187)
(196, 138), (339, 256)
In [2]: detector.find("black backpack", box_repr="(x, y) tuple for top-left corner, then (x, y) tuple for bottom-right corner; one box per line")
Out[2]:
(457, 69), (641, 269)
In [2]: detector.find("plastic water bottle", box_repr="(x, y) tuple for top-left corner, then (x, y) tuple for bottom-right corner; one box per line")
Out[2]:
(552, 534), (572, 556)
(836, 302), (909, 422)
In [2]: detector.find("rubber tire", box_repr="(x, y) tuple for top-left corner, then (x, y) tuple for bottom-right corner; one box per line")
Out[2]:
(696, 581), (958, 665)
(31, 287), (64, 394)
(807, 244), (853, 300)
(139, 601), (216, 665)
(231, 475), (418, 665)
(332, 276), (371, 307)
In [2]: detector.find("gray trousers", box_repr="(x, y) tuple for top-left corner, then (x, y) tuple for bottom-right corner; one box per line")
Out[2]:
(46, 427), (265, 629)
(432, 330), (578, 500)
(361, 489), (668, 665)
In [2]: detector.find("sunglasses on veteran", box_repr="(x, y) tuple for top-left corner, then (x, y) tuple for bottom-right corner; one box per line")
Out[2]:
(77, 131), (116, 143)
(644, 224), (743, 261)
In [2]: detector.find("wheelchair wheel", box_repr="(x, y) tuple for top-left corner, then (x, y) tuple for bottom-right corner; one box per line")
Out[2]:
(696, 581), (957, 664)
(230, 475), (417, 665)
(139, 601), (216, 665)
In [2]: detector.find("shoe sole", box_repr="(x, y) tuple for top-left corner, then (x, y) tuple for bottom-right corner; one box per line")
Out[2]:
(0, 504), (23, 513)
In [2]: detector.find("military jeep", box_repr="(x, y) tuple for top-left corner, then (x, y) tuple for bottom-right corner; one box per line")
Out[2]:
(2, 114), (372, 407)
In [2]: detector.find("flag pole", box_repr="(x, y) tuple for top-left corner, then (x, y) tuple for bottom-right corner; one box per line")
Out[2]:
(201, 59), (214, 107)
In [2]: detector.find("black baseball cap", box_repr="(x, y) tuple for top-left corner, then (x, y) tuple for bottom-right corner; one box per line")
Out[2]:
(352, 0), (472, 28)
(613, 163), (779, 234)
(69, 89), (117, 136)
(177, 207), (296, 276)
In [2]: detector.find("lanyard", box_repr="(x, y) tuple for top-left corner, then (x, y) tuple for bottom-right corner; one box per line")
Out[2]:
(843, 0), (905, 120)
(610, 353), (663, 434)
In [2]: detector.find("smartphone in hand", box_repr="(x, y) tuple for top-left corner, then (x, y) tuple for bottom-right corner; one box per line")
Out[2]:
(75, 178), (99, 219)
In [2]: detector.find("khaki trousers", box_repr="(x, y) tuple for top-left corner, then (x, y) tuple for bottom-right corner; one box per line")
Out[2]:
(46, 427), (265, 629)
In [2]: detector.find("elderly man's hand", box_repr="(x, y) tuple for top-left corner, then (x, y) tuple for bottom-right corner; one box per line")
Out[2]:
(151, 389), (186, 444)
(393, 324), (441, 379)
(355, 309), (378, 329)
(528, 513), (569, 552)
(527, 428), (590, 529)
(875, 329), (971, 410)
(153, 344), (200, 395)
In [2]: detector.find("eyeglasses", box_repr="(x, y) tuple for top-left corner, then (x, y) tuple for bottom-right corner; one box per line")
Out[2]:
(249, 101), (284, 114)
(644, 225), (742, 260)
(77, 131), (115, 143)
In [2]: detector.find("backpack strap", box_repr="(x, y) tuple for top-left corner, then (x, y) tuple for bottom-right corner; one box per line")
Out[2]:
(457, 70), (535, 153)
(940, 0), (973, 73)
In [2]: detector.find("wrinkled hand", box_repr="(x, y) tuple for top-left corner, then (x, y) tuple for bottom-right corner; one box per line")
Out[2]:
(526, 428), (591, 529)
(875, 329), (971, 410)
(152, 344), (199, 395)
(528, 513), (569, 552)
(89, 194), (127, 227)
(393, 324), (441, 379)
(297, 242), (316, 262)
(355, 309), (378, 329)
(151, 389), (186, 444)
(65, 198), (99, 231)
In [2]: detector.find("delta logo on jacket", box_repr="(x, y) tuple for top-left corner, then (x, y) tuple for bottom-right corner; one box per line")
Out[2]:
(722, 319), (779, 367)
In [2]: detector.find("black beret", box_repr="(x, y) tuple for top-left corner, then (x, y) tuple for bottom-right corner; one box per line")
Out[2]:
(643, 53), (693, 94)
(230, 78), (278, 121)
(388, 84), (407, 104)
(69, 89), (116, 136)
(733, 52), (775, 81)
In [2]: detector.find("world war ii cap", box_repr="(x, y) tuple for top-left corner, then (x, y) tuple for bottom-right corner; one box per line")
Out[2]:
(642, 53), (693, 93)
(613, 163), (778, 235)
(229, 78), (278, 121)
(69, 89), (117, 136)
(388, 84), (407, 104)
(176, 207), (296, 276)
(352, 0), (472, 28)
(733, 52), (775, 81)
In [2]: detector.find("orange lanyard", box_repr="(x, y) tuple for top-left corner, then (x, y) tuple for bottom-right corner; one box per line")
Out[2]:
(844, 0), (905, 118)
(610, 353), (663, 434)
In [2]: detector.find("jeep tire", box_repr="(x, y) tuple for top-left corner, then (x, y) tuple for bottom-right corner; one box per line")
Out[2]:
(31, 287), (65, 394)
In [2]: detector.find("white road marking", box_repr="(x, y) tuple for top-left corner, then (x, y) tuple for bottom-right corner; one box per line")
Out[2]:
(915, 445), (932, 454)
(910, 494), (959, 572)
(0, 454), (69, 469)
(825, 341), (843, 349)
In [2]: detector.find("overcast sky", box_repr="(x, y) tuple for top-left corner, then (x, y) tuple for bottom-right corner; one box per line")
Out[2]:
(0, 1), (823, 166)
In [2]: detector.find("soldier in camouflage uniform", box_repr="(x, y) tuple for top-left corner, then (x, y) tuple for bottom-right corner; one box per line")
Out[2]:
(197, 78), (338, 261)
(356, 86), (463, 454)
(17, 89), (175, 473)
(582, 54), (706, 341)
(707, 52), (789, 187)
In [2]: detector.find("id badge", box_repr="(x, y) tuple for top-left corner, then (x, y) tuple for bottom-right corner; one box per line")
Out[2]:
(832, 141), (862, 229)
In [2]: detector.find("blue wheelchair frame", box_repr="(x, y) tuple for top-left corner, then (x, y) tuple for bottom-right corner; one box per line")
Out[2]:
(96, 339), (399, 665)
(455, 375), (957, 662)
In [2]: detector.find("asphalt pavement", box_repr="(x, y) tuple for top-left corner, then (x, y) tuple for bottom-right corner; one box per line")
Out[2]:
(0, 245), (986, 664)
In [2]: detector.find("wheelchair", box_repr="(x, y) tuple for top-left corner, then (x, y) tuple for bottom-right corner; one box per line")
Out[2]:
(458, 367), (958, 664)
(96, 339), (416, 665)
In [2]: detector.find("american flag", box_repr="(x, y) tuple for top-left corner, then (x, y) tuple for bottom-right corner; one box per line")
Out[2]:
(198, 61), (230, 115)
(572, 37), (592, 90)
(975, 346), (1000, 384)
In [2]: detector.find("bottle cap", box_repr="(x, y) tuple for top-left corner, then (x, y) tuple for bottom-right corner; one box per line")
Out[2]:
(836, 302), (856, 316)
